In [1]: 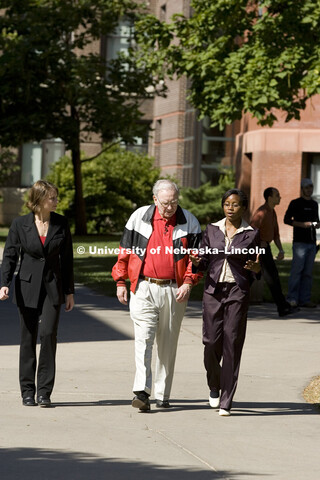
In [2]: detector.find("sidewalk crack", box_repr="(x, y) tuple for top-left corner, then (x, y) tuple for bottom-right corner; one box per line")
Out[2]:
(148, 427), (228, 477)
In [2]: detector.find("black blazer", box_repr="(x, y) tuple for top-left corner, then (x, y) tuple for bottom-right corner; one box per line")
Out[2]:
(197, 222), (260, 295)
(1, 212), (74, 308)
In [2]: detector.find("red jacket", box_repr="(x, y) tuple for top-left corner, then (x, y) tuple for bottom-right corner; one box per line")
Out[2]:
(112, 205), (202, 292)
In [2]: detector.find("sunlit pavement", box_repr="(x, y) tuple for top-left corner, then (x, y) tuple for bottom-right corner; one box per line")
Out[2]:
(0, 253), (320, 479)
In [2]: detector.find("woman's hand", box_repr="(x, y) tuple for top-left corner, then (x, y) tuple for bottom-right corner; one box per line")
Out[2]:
(0, 287), (9, 301)
(65, 294), (74, 312)
(244, 255), (261, 273)
(189, 254), (201, 267)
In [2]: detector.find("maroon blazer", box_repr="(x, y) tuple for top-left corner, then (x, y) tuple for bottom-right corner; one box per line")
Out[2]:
(197, 222), (260, 295)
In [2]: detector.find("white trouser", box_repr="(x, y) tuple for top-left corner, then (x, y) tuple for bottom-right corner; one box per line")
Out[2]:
(129, 279), (187, 401)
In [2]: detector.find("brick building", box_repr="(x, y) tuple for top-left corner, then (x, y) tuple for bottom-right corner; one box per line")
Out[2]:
(237, 95), (320, 241)
(0, 0), (238, 225)
(1, 0), (320, 243)
(145, 1), (239, 188)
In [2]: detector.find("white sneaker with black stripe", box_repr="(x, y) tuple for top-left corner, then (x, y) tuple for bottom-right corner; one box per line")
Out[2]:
(209, 390), (220, 409)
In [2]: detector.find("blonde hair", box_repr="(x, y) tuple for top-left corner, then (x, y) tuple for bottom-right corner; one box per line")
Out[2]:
(26, 180), (58, 213)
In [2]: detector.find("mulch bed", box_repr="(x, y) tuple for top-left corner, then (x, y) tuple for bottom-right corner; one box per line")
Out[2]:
(303, 376), (320, 409)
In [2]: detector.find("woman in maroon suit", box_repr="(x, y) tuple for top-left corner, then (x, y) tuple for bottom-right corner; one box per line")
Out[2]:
(190, 189), (260, 416)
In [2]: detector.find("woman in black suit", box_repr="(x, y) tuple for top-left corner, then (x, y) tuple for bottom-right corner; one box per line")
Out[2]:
(0, 180), (74, 407)
(190, 189), (260, 416)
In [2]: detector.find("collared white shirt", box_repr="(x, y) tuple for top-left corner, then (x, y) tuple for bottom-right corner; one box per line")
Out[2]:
(212, 218), (254, 283)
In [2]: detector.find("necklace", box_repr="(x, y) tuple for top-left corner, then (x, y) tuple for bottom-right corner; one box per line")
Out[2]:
(226, 225), (237, 239)
(35, 217), (50, 237)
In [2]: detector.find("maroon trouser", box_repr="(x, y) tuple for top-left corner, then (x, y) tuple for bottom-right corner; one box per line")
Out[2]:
(203, 282), (250, 411)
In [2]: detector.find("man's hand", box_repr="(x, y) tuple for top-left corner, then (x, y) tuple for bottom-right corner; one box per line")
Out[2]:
(176, 283), (192, 303)
(117, 286), (128, 305)
(0, 286), (9, 301)
(65, 294), (74, 312)
(294, 221), (319, 228)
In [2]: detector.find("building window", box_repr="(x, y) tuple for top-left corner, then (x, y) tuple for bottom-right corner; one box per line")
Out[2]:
(200, 117), (235, 185)
(306, 152), (320, 240)
(105, 19), (134, 66)
(155, 119), (162, 144)
(21, 138), (65, 187)
(103, 20), (151, 154)
(121, 123), (150, 155)
(104, 20), (150, 154)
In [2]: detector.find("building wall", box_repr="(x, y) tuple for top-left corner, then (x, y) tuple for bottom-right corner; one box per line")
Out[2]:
(148, 1), (199, 186)
(0, 188), (26, 225)
(5, 0), (317, 234)
(236, 95), (320, 242)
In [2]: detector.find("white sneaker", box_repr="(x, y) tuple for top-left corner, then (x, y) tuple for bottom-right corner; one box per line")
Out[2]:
(209, 391), (220, 408)
(219, 408), (231, 416)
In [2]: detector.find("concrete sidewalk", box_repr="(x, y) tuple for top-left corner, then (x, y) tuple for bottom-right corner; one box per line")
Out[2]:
(0, 282), (320, 479)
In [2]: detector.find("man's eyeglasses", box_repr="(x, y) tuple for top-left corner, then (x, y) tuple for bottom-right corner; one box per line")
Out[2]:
(157, 198), (179, 209)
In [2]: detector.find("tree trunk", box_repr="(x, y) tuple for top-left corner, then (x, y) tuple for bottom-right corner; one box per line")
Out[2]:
(71, 143), (87, 235)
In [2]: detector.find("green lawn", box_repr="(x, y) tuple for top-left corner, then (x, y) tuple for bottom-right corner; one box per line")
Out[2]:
(0, 227), (8, 245)
(71, 237), (320, 302)
(1, 228), (320, 303)
(71, 234), (120, 297)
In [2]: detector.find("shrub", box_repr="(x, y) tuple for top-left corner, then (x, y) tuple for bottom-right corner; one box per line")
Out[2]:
(179, 169), (235, 229)
(46, 146), (160, 233)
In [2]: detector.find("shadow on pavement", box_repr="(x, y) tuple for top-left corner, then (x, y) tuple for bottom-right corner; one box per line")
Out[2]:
(0, 447), (261, 480)
(49, 399), (318, 416)
(247, 304), (320, 322)
(155, 400), (319, 416)
(231, 401), (318, 416)
(0, 284), (132, 346)
(186, 301), (320, 323)
(52, 399), (132, 407)
(50, 399), (209, 410)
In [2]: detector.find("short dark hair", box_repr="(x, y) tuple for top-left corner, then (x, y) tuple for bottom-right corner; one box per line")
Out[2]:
(221, 189), (248, 210)
(263, 187), (276, 201)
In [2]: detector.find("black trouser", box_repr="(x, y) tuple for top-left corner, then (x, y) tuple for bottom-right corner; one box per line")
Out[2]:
(260, 244), (289, 314)
(18, 287), (61, 399)
(203, 283), (249, 411)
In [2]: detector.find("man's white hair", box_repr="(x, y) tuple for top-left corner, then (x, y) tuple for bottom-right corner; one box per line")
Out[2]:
(153, 179), (179, 197)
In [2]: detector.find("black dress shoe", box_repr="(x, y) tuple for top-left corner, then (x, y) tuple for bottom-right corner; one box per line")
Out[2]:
(22, 396), (37, 406)
(37, 396), (51, 408)
(132, 391), (150, 411)
(156, 400), (171, 408)
(279, 305), (300, 317)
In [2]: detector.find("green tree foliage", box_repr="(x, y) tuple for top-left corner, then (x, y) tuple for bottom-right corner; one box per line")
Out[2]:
(179, 170), (235, 228)
(135, 0), (320, 129)
(0, 0), (162, 234)
(45, 146), (161, 233)
(0, 149), (20, 186)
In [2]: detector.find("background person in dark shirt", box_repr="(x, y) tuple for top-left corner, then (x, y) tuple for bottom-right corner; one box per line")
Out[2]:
(284, 178), (320, 308)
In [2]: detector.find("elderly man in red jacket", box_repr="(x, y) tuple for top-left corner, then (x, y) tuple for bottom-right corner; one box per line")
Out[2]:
(112, 180), (202, 411)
